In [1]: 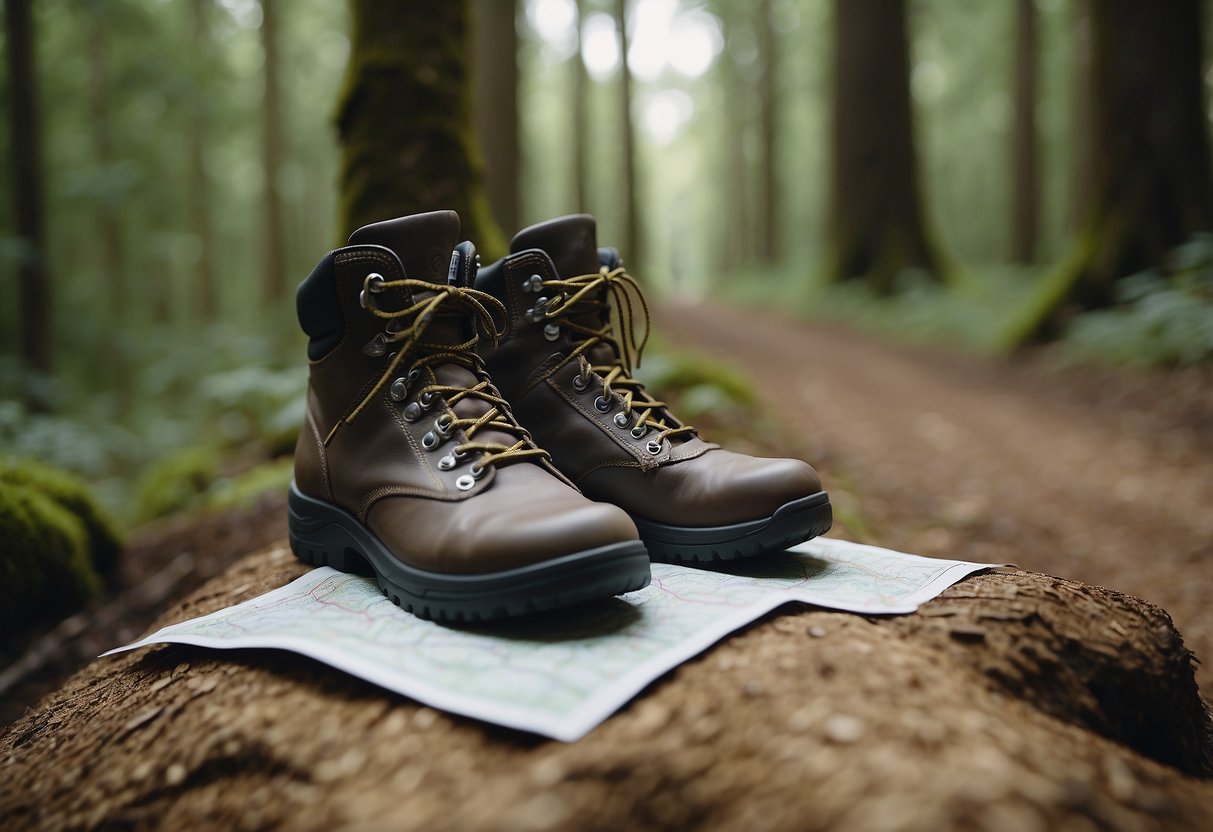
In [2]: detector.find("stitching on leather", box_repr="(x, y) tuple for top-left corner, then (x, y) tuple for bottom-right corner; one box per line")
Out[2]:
(305, 406), (333, 502)
(545, 377), (652, 467)
(520, 352), (565, 395)
(668, 442), (718, 463)
(573, 458), (641, 486)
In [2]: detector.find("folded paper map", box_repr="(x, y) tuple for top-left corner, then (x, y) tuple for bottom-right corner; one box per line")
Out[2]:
(105, 537), (999, 741)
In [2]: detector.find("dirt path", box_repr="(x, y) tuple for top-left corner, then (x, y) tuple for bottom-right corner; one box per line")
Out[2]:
(658, 300), (1213, 695)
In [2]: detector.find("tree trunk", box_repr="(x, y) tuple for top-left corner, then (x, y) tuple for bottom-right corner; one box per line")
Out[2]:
(86, 19), (125, 325)
(260, 0), (288, 305)
(825, 0), (943, 293)
(188, 0), (218, 320)
(721, 47), (750, 271)
(1007, 0), (1213, 343)
(756, 0), (778, 265)
(471, 0), (519, 237)
(337, 1), (504, 257)
(572, 0), (590, 215)
(615, 0), (640, 267)
(5, 0), (52, 387)
(1010, 0), (1038, 264)
(3, 545), (1212, 828)
(1067, 0), (1093, 232)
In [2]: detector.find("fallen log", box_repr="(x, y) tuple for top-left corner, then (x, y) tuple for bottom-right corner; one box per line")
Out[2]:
(2, 544), (1211, 831)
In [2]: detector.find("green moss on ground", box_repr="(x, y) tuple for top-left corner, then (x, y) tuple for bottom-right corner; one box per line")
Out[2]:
(0, 480), (100, 626)
(132, 446), (222, 524)
(0, 458), (124, 575)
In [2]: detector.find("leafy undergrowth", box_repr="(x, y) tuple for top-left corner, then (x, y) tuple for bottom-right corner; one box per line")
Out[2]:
(1063, 235), (1213, 367)
(715, 238), (1213, 369)
(0, 323), (305, 527)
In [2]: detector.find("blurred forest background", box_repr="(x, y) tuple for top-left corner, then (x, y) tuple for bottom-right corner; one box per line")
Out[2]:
(2, 0), (1213, 533)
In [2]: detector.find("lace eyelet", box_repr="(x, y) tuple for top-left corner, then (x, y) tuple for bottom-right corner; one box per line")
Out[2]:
(594, 396), (612, 413)
(438, 454), (458, 471)
(435, 414), (454, 437)
(422, 431), (441, 450)
(403, 402), (422, 422)
(385, 318), (404, 334)
(630, 425), (648, 439)
(359, 273), (386, 310)
(646, 439), (663, 455)
(523, 274), (543, 293)
(571, 373), (590, 393)
(389, 377), (409, 402)
(544, 323), (561, 341)
(455, 474), (477, 491)
(613, 412), (631, 428)
(419, 391), (435, 410)
(470, 461), (487, 479)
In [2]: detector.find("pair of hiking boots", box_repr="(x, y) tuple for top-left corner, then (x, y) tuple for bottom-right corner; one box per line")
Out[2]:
(289, 210), (832, 623)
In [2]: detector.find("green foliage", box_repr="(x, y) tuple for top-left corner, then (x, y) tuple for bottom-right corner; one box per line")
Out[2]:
(0, 479), (101, 627)
(635, 340), (757, 424)
(132, 445), (222, 523)
(1063, 236), (1213, 367)
(0, 457), (123, 574)
(203, 457), (295, 512)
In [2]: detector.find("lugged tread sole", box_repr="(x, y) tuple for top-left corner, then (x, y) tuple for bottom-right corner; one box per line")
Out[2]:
(630, 491), (833, 563)
(287, 482), (651, 623)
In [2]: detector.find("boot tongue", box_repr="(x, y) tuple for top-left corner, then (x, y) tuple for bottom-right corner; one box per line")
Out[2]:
(348, 210), (460, 283)
(510, 214), (600, 279)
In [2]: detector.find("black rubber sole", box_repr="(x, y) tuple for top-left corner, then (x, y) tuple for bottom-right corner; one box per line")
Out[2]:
(287, 482), (651, 624)
(629, 491), (833, 563)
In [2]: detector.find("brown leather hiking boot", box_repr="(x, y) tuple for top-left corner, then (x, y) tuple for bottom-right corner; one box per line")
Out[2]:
(474, 214), (832, 563)
(289, 211), (649, 621)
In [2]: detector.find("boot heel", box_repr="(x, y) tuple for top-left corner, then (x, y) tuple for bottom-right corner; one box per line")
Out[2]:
(287, 482), (371, 574)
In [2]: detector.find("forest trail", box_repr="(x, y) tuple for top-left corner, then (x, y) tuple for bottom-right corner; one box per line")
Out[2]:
(658, 300), (1213, 695)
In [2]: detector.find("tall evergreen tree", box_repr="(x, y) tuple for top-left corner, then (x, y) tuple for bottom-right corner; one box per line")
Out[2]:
(5, 0), (52, 388)
(825, 0), (943, 293)
(260, 0), (288, 304)
(1010, 0), (1038, 264)
(337, 1), (503, 254)
(471, 0), (519, 239)
(614, 0), (640, 266)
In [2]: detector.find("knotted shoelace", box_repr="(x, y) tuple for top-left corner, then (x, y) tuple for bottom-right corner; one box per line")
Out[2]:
(539, 266), (696, 445)
(334, 276), (551, 473)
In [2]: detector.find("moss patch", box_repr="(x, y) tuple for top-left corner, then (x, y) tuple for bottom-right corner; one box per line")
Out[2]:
(0, 458), (124, 575)
(0, 481), (100, 626)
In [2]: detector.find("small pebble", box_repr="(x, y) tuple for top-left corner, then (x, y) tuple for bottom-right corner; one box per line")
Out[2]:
(808, 627), (827, 638)
(823, 714), (865, 745)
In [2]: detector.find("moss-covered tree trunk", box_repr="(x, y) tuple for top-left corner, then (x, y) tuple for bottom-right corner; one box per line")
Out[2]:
(471, 0), (519, 238)
(337, 0), (504, 257)
(825, 0), (943, 293)
(1008, 0), (1213, 342)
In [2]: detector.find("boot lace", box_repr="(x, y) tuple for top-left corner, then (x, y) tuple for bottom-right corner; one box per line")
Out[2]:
(335, 274), (552, 475)
(538, 266), (696, 445)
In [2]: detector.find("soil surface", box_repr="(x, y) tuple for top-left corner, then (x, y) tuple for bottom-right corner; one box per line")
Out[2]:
(658, 300), (1213, 697)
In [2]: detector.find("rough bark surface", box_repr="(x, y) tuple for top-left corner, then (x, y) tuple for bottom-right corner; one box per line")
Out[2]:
(2, 543), (1211, 831)
(336, 0), (503, 254)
